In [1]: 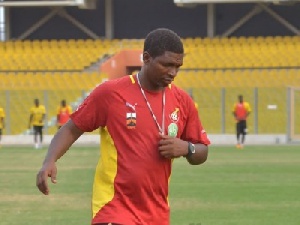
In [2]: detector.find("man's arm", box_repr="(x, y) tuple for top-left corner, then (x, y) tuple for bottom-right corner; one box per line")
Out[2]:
(246, 111), (251, 118)
(232, 103), (237, 119)
(36, 119), (84, 195)
(186, 143), (208, 165)
(42, 113), (46, 124)
(245, 102), (251, 119)
(1, 117), (4, 129)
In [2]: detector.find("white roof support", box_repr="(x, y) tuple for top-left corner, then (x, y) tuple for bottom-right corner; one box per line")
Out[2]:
(258, 3), (300, 35)
(175, 0), (300, 37)
(221, 5), (263, 37)
(16, 6), (100, 40)
(58, 8), (100, 39)
(220, 3), (300, 37)
(175, 0), (298, 4)
(105, 0), (114, 39)
(207, 3), (216, 38)
(17, 8), (62, 40)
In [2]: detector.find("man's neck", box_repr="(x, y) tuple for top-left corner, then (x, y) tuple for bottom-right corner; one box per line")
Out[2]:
(138, 72), (164, 92)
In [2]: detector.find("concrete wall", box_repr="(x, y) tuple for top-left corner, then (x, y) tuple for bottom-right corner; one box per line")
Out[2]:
(0, 134), (289, 147)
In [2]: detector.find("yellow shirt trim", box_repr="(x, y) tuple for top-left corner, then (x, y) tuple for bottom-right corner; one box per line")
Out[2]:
(129, 75), (135, 84)
(92, 127), (118, 218)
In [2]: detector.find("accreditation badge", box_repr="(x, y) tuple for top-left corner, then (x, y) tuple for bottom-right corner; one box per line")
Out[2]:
(168, 123), (178, 137)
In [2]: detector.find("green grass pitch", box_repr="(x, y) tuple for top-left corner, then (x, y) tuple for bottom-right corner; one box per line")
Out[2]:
(0, 145), (300, 225)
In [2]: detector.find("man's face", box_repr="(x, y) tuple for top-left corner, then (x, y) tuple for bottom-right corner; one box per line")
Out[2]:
(239, 96), (243, 103)
(143, 51), (183, 89)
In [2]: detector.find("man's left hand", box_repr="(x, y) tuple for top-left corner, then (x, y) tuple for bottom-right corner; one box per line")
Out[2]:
(158, 134), (188, 159)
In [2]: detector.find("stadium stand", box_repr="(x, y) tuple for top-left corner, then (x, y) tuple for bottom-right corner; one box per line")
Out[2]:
(0, 39), (143, 72)
(176, 36), (300, 134)
(0, 72), (107, 134)
(1, 36), (299, 135)
(181, 36), (300, 70)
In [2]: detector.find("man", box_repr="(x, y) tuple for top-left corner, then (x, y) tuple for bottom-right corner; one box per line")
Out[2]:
(29, 98), (46, 149)
(232, 95), (251, 149)
(57, 99), (72, 129)
(36, 28), (210, 225)
(0, 106), (5, 147)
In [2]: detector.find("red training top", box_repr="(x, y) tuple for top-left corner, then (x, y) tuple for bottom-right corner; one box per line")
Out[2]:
(71, 75), (210, 225)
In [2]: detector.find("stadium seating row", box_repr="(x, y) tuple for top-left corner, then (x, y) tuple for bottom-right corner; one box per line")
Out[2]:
(1, 68), (298, 134)
(0, 72), (106, 90)
(1, 87), (288, 135)
(0, 72), (107, 134)
(1, 36), (300, 71)
(0, 39), (142, 71)
(174, 69), (300, 88)
(1, 69), (298, 91)
(189, 86), (288, 134)
(1, 36), (299, 135)
(184, 35), (300, 45)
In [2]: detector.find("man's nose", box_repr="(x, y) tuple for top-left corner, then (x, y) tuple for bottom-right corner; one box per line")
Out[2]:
(168, 67), (177, 77)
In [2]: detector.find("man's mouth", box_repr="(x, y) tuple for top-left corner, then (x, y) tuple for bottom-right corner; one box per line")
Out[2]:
(163, 78), (174, 83)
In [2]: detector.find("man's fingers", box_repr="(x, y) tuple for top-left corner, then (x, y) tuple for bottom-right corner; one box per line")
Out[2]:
(159, 149), (168, 157)
(50, 168), (57, 184)
(158, 144), (169, 151)
(36, 171), (49, 195)
(159, 138), (174, 147)
(158, 147), (173, 158)
(159, 134), (174, 139)
(159, 151), (173, 159)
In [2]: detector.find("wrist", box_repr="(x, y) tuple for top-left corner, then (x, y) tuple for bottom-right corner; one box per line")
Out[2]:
(186, 142), (195, 158)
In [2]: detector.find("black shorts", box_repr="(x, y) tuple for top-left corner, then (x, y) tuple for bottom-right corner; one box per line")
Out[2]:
(237, 120), (247, 135)
(33, 126), (43, 133)
(0, 129), (2, 136)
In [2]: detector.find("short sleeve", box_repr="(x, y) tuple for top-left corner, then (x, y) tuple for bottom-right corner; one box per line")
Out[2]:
(245, 102), (251, 112)
(0, 109), (4, 117)
(71, 83), (111, 132)
(68, 106), (72, 114)
(181, 95), (210, 145)
(232, 103), (237, 112)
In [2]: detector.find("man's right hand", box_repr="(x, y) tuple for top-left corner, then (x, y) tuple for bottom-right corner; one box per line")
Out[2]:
(36, 162), (57, 195)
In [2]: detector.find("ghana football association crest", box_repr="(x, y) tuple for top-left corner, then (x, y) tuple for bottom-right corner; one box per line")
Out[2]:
(126, 112), (136, 129)
(169, 108), (179, 123)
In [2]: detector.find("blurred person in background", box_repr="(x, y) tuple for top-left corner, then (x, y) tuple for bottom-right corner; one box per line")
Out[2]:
(56, 99), (72, 129)
(29, 98), (46, 149)
(233, 95), (251, 149)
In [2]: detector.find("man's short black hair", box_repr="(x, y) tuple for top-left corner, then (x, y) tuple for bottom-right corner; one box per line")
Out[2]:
(143, 28), (184, 58)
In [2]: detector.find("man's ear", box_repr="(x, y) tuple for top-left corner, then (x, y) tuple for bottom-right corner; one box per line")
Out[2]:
(143, 51), (151, 64)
